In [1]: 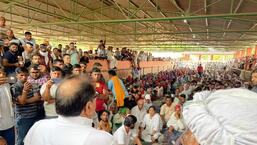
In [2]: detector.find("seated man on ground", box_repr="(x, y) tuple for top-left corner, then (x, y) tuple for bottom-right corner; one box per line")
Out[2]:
(113, 115), (142, 145)
(140, 106), (162, 144)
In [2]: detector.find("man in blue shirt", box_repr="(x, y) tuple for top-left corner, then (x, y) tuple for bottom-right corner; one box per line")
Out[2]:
(2, 43), (21, 75)
(107, 69), (128, 107)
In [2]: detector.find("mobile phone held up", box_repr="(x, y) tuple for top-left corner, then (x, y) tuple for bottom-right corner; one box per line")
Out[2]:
(51, 78), (62, 84)
(8, 76), (16, 84)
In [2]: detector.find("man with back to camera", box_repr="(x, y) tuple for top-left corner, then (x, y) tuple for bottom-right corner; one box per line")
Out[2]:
(24, 75), (114, 145)
(108, 69), (129, 107)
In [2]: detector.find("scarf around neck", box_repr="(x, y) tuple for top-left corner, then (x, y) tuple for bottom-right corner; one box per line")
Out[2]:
(39, 50), (49, 65)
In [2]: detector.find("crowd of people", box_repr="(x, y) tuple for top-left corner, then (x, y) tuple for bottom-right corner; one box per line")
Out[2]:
(234, 55), (256, 71)
(1, 15), (257, 145)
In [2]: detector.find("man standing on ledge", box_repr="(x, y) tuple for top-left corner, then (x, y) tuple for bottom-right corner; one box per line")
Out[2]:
(24, 75), (114, 145)
(108, 69), (128, 107)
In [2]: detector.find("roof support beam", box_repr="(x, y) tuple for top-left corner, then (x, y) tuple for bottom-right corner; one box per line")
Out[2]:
(238, 23), (257, 39)
(32, 30), (257, 37)
(13, 12), (257, 26)
(223, 0), (243, 37)
(130, 0), (148, 18)
(169, 0), (194, 34)
(146, 0), (177, 31)
(51, 0), (70, 19)
(205, 0), (209, 39)
(9, 0), (120, 35)
(192, 0), (223, 14)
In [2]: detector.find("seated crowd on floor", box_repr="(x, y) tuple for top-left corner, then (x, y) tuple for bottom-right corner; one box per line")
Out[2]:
(0, 16), (257, 145)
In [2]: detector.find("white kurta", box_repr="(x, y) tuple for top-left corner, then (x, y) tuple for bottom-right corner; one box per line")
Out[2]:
(167, 112), (185, 132)
(183, 88), (257, 145)
(131, 106), (147, 125)
(113, 125), (137, 145)
(0, 83), (14, 130)
(40, 83), (59, 117)
(141, 113), (162, 142)
(24, 116), (114, 145)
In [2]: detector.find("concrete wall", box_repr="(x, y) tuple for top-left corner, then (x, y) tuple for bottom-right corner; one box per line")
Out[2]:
(86, 60), (173, 79)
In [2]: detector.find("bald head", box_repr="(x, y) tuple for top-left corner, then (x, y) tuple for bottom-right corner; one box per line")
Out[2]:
(55, 75), (96, 117)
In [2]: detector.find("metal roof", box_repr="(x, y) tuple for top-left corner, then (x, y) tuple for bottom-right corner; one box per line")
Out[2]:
(1, 0), (257, 51)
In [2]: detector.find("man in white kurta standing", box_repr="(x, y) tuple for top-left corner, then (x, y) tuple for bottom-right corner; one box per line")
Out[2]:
(24, 75), (114, 145)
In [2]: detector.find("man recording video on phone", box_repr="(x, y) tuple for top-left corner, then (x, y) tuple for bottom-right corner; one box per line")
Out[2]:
(40, 66), (63, 118)
(11, 67), (45, 145)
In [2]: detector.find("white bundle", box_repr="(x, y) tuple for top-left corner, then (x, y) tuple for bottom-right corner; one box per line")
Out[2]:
(183, 88), (257, 145)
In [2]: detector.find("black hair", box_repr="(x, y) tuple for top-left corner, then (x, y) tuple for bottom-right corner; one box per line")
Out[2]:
(124, 115), (137, 127)
(63, 54), (70, 57)
(28, 64), (40, 71)
(92, 67), (101, 73)
(51, 66), (62, 72)
(101, 110), (110, 116)
(39, 44), (47, 48)
(147, 105), (156, 113)
(31, 52), (41, 58)
(53, 59), (64, 65)
(179, 94), (186, 99)
(9, 42), (18, 47)
(25, 31), (32, 35)
(108, 69), (117, 76)
(93, 62), (102, 67)
(72, 64), (81, 69)
(26, 42), (33, 47)
(55, 75), (96, 116)
(15, 67), (28, 74)
(166, 96), (174, 102)
(79, 61), (87, 65)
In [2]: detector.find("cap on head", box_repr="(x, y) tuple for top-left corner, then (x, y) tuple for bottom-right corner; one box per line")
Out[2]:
(145, 94), (151, 100)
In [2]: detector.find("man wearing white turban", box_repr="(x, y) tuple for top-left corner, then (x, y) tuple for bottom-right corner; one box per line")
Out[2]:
(183, 88), (257, 145)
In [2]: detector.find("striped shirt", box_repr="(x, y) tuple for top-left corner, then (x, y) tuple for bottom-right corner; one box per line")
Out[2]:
(11, 81), (44, 118)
